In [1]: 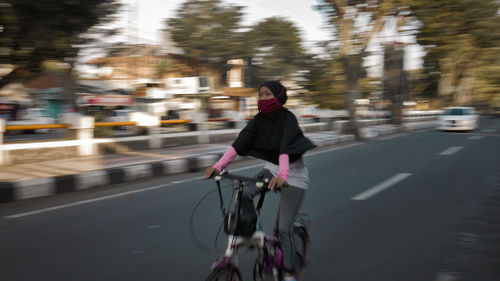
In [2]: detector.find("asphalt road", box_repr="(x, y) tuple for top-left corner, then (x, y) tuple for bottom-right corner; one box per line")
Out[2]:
(1, 118), (499, 281)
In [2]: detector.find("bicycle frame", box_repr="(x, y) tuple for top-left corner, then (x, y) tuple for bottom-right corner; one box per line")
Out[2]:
(255, 232), (284, 276)
(210, 171), (284, 276)
(212, 228), (285, 280)
(207, 170), (309, 281)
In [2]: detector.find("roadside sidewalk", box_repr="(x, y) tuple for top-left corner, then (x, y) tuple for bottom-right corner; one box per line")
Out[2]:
(0, 123), (431, 203)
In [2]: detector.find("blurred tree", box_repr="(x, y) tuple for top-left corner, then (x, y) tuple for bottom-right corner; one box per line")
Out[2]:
(314, 0), (394, 138)
(166, 1), (310, 88)
(409, 0), (500, 108)
(165, 0), (246, 84)
(315, 1), (420, 132)
(475, 46), (500, 111)
(304, 56), (346, 109)
(0, 0), (121, 106)
(244, 17), (310, 86)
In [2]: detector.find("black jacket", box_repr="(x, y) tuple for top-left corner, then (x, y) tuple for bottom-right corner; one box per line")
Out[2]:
(232, 108), (315, 164)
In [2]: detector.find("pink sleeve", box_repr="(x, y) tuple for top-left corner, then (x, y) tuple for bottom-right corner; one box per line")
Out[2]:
(278, 154), (289, 181)
(213, 146), (237, 172)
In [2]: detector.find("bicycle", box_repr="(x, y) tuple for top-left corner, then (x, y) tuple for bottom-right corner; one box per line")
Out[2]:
(204, 169), (310, 281)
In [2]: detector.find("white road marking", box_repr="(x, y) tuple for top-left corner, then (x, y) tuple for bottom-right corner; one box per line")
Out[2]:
(439, 146), (463, 155)
(468, 136), (484, 140)
(351, 173), (413, 200)
(171, 180), (189, 184)
(5, 183), (172, 219)
(4, 142), (361, 219)
(434, 272), (460, 281)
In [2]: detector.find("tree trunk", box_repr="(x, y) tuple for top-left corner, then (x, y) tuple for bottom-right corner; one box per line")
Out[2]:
(455, 67), (475, 105)
(343, 54), (361, 140)
(438, 58), (457, 106)
(384, 42), (405, 125)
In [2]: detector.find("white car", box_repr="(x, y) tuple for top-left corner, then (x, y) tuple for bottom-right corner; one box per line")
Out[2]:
(106, 109), (135, 131)
(438, 107), (479, 131)
(107, 109), (135, 123)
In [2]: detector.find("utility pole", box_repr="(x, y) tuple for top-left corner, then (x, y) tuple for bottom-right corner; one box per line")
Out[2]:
(382, 13), (407, 126)
(384, 41), (405, 125)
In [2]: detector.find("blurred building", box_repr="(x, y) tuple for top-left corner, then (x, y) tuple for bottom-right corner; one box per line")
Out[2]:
(22, 72), (67, 119)
(219, 59), (256, 117)
(87, 44), (164, 82)
(0, 83), (31, 121)
(86, 43), (258, 118)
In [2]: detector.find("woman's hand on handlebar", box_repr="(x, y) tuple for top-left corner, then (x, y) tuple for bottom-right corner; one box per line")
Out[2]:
(204, 167), (220, 179)
(268, 176), (287, 191)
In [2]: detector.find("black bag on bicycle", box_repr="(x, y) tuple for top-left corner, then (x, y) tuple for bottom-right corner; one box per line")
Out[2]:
(224, 196), (258, 237)
(223, 169), (272, 237)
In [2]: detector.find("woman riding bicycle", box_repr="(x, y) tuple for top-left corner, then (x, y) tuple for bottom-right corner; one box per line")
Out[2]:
(205, 80), (315, 281)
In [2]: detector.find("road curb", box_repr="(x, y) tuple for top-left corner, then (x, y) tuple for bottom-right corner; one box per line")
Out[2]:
(0, 156), (224, 203)
(0, 182), (15, 203)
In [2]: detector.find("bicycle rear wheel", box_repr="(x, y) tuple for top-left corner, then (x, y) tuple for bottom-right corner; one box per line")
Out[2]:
(205, 265), (243, 281)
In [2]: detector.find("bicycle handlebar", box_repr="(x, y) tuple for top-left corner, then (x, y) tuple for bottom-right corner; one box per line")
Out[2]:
(214, 170), (268, 189)
(213, 169), (288, 190)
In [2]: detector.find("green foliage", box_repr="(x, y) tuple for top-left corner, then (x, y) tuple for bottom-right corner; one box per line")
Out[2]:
(166, 1), (310, 87)
(0, 0), (121, 86)
(244, 17), (309, 83)
(312, 0), (391, 113)
(412, 0), (500, 53)
(166, 0), (246, 62)
(410, 0), (500, 106)
(474, 46), (500, 106)
(359, 77), (381, 98)
(305, 58), (346, 109)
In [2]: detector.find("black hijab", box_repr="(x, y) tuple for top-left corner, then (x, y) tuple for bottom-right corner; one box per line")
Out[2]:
(260, 80), (288, 105)
(232, 81), (315, 164)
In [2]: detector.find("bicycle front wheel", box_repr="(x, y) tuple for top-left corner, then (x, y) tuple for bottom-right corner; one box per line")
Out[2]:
(205, 265), (243, 281)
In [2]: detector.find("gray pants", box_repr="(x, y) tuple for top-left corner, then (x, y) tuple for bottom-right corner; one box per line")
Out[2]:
(243, 169), (306, 274)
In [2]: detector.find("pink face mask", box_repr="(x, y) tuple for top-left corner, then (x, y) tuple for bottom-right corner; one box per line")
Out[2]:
(258, 87), (284, 115)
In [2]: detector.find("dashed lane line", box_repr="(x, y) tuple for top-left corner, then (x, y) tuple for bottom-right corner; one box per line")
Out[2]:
(439, 146), (463, 155)
(351, 173), (413, 201)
